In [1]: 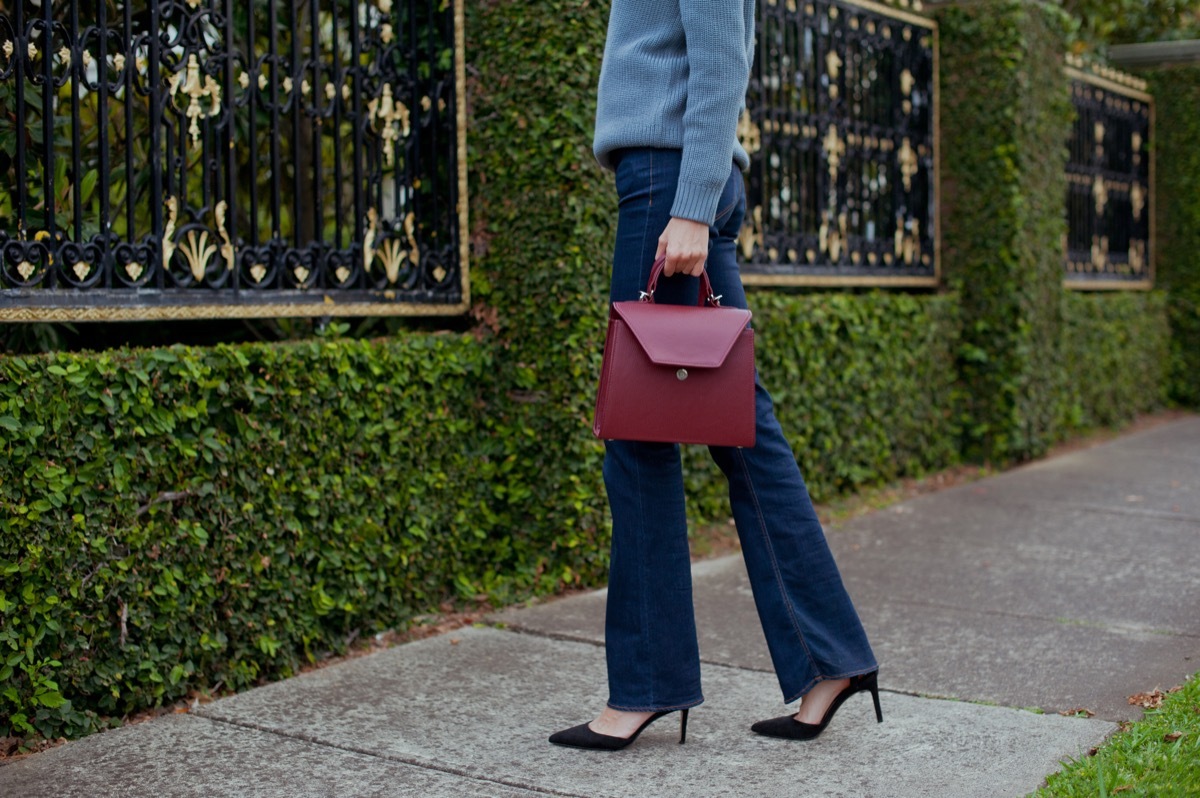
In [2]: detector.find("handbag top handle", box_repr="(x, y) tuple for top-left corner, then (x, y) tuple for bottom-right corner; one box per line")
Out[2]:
(641, 256), (723, 308)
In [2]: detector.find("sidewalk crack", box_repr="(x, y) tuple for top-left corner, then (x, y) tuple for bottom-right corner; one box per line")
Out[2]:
(494, 623), (606, 649)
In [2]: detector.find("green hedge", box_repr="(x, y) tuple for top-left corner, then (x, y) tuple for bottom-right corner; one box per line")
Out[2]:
(684, 292), (962, 517)
(0, 336), (525, 739)
(1146, 65), (1200, 407)
(1061, 291), (1171, 428)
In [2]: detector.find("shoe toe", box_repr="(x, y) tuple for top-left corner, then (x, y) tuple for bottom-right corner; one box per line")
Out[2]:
(549, 723), (627, 750)
(751, 714), (820, 740)
(548, 723), (588, 746)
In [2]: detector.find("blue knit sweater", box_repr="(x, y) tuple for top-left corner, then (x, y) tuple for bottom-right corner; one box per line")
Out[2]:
(593, 0), (757, 225)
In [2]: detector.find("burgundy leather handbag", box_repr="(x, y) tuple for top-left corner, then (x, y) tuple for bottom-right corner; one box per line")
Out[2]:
(593, 258), (756, 447)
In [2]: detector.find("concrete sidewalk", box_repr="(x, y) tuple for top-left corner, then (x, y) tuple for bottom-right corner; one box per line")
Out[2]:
(3, 416), (1198, 797)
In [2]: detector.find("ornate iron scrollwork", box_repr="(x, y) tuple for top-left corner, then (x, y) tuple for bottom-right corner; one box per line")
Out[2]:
(1064, 58), (1152, 289)
(0, 0), (467, 321)
(741, 0), (938, 286)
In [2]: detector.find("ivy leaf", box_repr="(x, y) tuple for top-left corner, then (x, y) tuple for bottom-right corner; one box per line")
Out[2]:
(35, 690), (68, 709)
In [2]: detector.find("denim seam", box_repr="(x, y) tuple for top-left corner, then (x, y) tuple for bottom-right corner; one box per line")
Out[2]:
(631, 450), (657, 708)
(713, 196), (737, 224)
(637, 151), (655, 297)
(634, 153), (656, 708)
(733, 446), (818, 671)
(607, 697), (703, 713)
(648, 149), (654, 208)
(712, 169), (740, 224)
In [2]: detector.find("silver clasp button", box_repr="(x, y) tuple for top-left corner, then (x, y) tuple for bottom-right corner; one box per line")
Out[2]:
(676, 369), (688, 381)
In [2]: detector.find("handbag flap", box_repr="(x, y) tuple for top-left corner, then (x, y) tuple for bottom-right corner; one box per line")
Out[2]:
(611, 301), (752, 369)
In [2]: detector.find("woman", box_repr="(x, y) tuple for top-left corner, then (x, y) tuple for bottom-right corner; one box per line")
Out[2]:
(549, 0), (881, 750)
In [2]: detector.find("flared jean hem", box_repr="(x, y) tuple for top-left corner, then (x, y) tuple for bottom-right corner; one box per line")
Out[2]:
(606, 696), (705, 713)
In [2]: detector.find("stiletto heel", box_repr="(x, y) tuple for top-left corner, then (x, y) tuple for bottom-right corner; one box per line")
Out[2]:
(751, 670), (882, 741)
(549, 707), (691, 751)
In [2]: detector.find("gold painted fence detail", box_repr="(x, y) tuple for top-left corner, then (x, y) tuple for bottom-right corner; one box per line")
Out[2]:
(0, 0), (468, 321)
(740, 0), (938, 287)
(1064, 57), (1152, 290)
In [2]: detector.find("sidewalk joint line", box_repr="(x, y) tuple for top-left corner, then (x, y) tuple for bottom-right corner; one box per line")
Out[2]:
(879, 597), (1200, 638)
(192, 712), (592, 798)
(967, 493), (1200, 525)
(1060, 502), (1200, 525)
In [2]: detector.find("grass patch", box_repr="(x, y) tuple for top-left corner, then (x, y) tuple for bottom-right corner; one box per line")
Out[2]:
(1033, 672), (1200, 797)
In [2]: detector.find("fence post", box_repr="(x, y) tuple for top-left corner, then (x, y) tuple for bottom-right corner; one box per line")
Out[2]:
(934, 0), (1074, 462)
(1119, 46), (1200, 407)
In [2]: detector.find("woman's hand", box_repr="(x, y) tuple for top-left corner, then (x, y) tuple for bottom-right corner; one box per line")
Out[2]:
(655, 217), (710, 277)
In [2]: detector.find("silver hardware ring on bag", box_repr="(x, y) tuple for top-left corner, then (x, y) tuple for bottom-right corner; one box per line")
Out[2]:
(639, 256), (723, 307)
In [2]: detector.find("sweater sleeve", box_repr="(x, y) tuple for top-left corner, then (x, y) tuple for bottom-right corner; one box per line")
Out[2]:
(671, 0), (751, 224)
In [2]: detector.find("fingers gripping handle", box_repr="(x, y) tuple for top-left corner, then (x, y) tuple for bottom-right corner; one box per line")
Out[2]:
(642, 256), (722, 307)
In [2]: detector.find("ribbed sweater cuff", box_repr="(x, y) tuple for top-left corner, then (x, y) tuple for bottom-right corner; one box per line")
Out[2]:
(670, 179), (722, 226)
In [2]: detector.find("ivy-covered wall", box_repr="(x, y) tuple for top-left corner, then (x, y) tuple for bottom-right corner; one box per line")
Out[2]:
(1146, 65), (1200, 406)
(937, 0), (1077, 462)
(464, 0), (614, 588)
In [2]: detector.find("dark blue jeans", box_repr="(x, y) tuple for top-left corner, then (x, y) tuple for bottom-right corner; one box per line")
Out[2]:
(603, 148), (877, 712)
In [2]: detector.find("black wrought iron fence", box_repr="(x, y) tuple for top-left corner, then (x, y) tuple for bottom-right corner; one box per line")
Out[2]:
(1064, 57), (1152, 288)
(740, 0), (937, 286)
(0, 0), (466, 322)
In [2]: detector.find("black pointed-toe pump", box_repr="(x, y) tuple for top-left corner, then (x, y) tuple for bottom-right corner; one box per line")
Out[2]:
(751, 671), (882, 741)
(549, 708), (689, 751)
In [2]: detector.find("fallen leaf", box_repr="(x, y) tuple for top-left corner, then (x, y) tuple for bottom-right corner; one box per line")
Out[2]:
(1087, 746), (1100, 757)
(1164, 732), (1183, 742)
(1128, 689), (1166, 709)
(450, 638), (461, 645)
(1113, 786), (1133, 794)
(1058, 707), (1095, 718)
